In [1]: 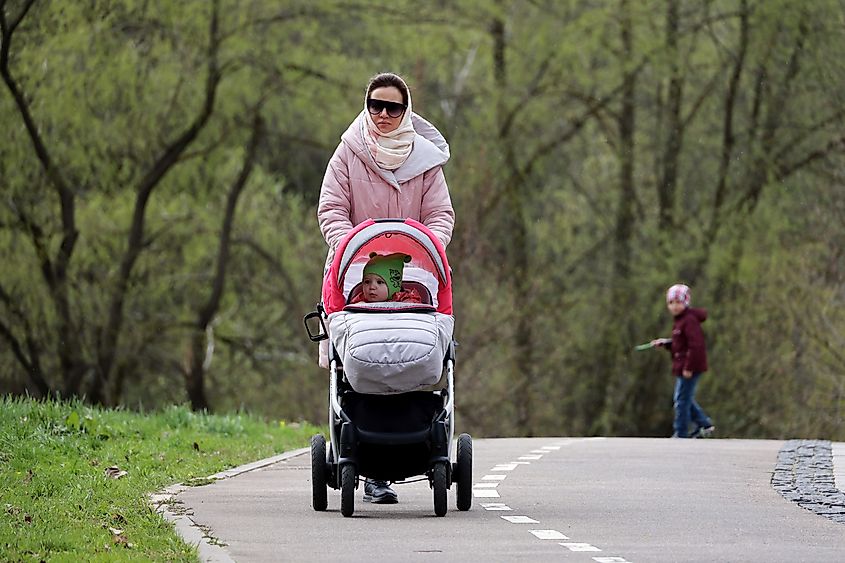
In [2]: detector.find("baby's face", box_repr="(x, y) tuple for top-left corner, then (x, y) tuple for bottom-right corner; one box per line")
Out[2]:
(362, 273), (389, 302)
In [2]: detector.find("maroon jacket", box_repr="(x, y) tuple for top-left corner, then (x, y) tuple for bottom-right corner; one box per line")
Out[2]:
(662, 307), (708, 376)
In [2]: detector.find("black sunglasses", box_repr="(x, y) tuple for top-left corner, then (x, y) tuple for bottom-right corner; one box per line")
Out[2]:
(366, 98), (407, 118)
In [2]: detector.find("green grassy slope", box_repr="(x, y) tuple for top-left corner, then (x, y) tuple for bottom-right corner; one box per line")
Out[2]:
(0, 397), (320, 562)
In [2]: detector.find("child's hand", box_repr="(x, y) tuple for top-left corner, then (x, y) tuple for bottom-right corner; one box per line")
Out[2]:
(682, 370), (693, 378)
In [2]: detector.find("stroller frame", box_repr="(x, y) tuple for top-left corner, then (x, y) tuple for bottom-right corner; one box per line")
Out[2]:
(306, 218), (472, 517)
(306, 326), (471, 517)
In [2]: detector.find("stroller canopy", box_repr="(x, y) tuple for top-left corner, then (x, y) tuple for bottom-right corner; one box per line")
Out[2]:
(322, 219), (453, 315)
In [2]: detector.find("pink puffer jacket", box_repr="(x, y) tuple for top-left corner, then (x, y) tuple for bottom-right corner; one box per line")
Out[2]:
(317, 111), (455, 266)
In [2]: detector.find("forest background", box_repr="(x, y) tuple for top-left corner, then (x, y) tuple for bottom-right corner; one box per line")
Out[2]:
(2, 0), (844, 439)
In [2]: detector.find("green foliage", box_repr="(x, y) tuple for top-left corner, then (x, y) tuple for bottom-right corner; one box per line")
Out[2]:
(0, 396), (320, 561)
(1, 0), (844, 440)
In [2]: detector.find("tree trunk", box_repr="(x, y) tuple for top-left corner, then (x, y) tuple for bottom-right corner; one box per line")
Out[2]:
(490, 7), (536, 434)
(657, 0), (682, 233)
(597, 0), (638, 435)
(182, 112), (262, 411)
(1, 1), (85, 397)
(91, 0), (223, 405)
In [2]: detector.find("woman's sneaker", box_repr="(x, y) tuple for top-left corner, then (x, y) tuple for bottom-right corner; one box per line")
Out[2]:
(363, 479), (398, 504)
(692, 425), (715, 438)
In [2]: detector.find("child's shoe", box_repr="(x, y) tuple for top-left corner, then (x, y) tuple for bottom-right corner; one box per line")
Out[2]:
(692, 425), (715, 438)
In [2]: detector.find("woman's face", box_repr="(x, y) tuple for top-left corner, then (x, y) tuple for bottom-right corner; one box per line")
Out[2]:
(367, 86), (405, 134)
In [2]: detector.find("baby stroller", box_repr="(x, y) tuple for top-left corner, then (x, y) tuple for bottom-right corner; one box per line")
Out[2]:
(304, 218), (472, 517)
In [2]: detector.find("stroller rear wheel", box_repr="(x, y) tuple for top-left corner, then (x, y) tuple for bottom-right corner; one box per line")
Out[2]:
(310, 435), (328, 511)
(432, 462), (448, 517)
(340, 463), (356, 517)
(455, 433), (473, 511)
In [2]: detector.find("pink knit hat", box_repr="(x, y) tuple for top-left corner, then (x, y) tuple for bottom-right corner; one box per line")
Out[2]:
(666, 283), (691, 306)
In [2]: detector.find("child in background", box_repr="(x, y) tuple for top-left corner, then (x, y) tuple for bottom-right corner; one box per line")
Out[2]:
(650, 283), (715, 439)
(351, 252), (422, 304)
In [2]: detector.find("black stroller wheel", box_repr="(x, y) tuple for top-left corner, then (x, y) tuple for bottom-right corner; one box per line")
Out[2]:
(340, 464), (356, 517)
(311, 434), (328, 511)
(455, 433), (473, 511)
(433, 462), (448, 517)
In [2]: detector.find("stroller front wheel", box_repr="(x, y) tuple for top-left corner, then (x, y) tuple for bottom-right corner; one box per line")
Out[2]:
(340, 463), (356, 517)
(432, 462), (448, 517)
(310, 434), (328, 511)
(455, 433), (473, 511)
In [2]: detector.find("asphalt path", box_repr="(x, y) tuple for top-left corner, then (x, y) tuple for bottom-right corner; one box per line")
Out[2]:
(171, 438), (845, 562)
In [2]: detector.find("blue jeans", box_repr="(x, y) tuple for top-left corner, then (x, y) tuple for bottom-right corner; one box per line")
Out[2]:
(673, 373), (712, 438)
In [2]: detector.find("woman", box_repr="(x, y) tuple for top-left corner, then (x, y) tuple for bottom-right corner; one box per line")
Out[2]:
(316, 72), (455, 505)
(317, 72), (455, 266)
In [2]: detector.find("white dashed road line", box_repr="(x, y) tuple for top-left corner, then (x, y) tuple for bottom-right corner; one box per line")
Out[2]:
(529, 529), (570, 540)
(501, 515), (540, 524)
(477, 438), (634, 561)
(480, 502), (512, 511)
(491, 463), (518, 471)
(561, 542), (602, 552)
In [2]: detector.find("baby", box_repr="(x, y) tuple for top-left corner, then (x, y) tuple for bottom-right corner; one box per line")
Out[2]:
(352, 252), (422, 304)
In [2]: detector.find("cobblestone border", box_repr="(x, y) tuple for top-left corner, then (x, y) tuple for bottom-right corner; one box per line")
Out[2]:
(772, 440), (845, 524)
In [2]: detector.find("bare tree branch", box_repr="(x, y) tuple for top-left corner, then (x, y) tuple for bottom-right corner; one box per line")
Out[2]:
(776, 135), (845, 181)
(706, 0), (749, 239)
(498, 53), (555, 140)
(738, 13), (807, 212)
(182, 107), (263, 412)
(7, 197), (55, 287)
(232, 236), (300, 315)
(0, 281), (50, 397)
(773, 108), (845, 165)
(477, 85), (619, 225)
(94, 0), (224, 404)
(1, 0), (79, 271)
(199, 112), (263, 328)
(1, 3), (85, 394)
(657, 0), (683, 231)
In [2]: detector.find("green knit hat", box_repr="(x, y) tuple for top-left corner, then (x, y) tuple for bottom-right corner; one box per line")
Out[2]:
(362, 252), (411, 298)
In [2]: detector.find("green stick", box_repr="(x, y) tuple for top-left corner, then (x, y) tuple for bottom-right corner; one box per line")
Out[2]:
(635, 338), (670, 351)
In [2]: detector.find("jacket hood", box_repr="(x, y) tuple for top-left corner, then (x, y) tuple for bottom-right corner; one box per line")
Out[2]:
(341, 111), (450, 189)
(682, 307), (707, 322)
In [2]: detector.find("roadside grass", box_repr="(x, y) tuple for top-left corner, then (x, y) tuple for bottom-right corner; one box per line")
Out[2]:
(0, 396), (321, 562)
